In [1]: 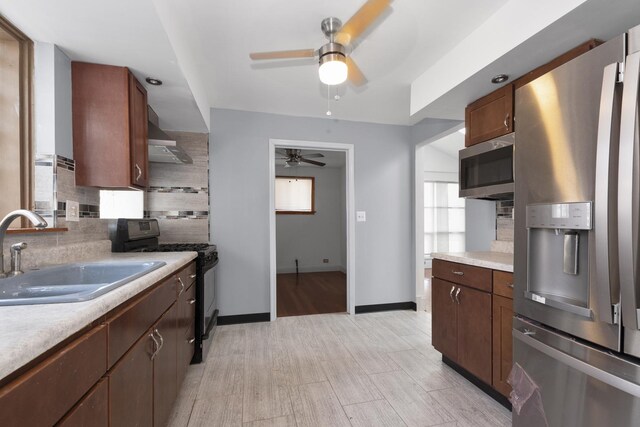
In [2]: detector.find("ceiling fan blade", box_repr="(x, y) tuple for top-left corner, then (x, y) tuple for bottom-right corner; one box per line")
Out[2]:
(300, 158), (326, 167)
(301, 153), (325, 158)
(346, 57), (367, 86)
(249, 49), (316, 60)
(275, 149), (289, 156)
(335, 0), (392, 46)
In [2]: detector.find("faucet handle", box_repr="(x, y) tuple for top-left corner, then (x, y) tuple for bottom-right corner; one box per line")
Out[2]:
(11, 242), (27, 252)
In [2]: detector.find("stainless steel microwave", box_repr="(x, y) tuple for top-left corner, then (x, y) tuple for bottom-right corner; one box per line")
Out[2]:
(459, 132), (514, 200)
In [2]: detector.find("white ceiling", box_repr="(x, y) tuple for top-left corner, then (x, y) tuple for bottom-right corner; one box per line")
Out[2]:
(427, 131), (465, 158)
(275, 149), (345, 169)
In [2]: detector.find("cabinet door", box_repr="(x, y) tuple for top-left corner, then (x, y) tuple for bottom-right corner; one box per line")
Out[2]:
(432, 278), (458, 361)
(129, 73), (148, 188)
(492, 294), (514, 397)
(154, 304), (179, 427)
(465, 84), (514, 147)
(57, 379), (108, 427)
(109, 331), (154, 427)
(177, 283), (196, 389)
(457, 285), (492, 385)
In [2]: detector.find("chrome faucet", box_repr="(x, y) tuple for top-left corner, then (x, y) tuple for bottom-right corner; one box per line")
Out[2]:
(0, 210), (47, 278)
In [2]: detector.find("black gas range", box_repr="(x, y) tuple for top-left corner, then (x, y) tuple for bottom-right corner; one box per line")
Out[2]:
(109, 219), (218, 364)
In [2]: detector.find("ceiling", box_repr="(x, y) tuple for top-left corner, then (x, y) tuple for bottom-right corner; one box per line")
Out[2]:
(0, 0), (511, 129)
(275, 149), (345, 169)
(428, 131), (464, 158)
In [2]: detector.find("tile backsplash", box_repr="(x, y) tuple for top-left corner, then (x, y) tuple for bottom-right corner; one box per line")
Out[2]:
(146, 131), (210, 243)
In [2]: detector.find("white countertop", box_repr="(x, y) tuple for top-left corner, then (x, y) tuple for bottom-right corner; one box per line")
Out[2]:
(0, 251), (197, 382)
(432, 251), (513, 272)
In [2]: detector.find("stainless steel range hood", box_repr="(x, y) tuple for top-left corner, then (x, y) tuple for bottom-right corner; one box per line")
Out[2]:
(147, 107), (193, 164)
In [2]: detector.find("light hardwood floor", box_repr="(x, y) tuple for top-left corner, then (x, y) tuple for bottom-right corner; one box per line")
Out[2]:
(168, 310), (511, 427)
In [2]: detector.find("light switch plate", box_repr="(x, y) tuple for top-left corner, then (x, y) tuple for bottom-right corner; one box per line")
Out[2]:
(66, 200), (80, 222)
(357, 211), (366, 222)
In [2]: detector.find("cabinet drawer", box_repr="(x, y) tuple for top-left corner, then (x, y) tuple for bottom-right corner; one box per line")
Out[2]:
(493, 270), (514, 299)
(107, 277), (176, 367)
(177, 262), (197, 294)
(0, 325), (107, 427)
(433, 259), (492, 292)
(57, 378), (108, 427)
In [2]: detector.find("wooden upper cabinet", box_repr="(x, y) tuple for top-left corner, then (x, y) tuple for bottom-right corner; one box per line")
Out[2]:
(72, 62), (148, 189)
(465, 84), (514, 147)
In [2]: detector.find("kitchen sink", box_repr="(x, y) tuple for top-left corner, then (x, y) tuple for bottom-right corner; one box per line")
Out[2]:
(0, 261), (166, 306)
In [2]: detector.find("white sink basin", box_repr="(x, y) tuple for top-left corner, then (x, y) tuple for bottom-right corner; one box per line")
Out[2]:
(0, 261), (166, 306)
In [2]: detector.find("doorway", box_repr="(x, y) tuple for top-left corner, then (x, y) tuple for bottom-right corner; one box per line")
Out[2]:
(268, 139), (355, 320)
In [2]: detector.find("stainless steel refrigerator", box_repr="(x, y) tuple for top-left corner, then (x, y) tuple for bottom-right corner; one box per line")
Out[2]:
(513, 24), (640, 426)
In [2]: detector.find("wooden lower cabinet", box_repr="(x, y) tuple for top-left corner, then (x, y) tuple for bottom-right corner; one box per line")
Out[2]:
(457, 285), (492, 385)
(58, 379), (109, 427)
(154, 304), (179, 427)
(493, 294), (514, 397)
(109, 329), (155, 427)
(432, 278), (458, 360)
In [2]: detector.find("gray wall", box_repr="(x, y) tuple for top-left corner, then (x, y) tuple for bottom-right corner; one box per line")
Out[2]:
(275, 165), (345, 273)
(210, 109), (414, 316)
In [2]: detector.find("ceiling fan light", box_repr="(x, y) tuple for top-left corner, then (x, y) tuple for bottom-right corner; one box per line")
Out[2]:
(319, 53), (348, 85)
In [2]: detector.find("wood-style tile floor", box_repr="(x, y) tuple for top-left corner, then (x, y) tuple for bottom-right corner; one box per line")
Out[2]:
(168, 310), (511, 427)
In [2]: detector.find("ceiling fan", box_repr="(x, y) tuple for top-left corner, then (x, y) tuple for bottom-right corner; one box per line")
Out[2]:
(249, 0), (392, 86)
(277, 149), (326, 167)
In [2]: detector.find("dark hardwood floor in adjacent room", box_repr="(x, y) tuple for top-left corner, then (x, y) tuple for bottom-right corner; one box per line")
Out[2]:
(277, 271), (346, 317)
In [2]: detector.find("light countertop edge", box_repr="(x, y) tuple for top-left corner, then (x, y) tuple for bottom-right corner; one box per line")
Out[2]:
(432, 251), (513, 272)
(0, 251), (197, 382)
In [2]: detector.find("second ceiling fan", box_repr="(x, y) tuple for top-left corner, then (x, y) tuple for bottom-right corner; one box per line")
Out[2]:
(249, 0), (392, 86)
(277, 149), (326, 167)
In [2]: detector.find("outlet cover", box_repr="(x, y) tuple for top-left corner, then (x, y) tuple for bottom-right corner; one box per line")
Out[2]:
(66, 200), (80, 222)
(356, 211), (366, 222)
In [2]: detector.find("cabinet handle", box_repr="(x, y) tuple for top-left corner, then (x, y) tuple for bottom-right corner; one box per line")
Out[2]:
(150, 332), (159, 360)
(454, 287), (461, 304)
(188, 298), (196, 305)
(449, 286), (456, 302)
(189, 274), (197, 279)
(155, 329), (164, 352)
(504, 113), (510, 129)
(507, 283), (514, 289)
(177, 277), (185, 295)
(135, 163), (142, 181)
(188, 337), (195, 344)
(451, 270), (464, 276)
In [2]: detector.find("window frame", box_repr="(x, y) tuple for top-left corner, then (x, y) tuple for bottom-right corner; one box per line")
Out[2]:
(0, 16), (34, 227)
(424, 180), (465, 260)
(275, 175), (316, 215)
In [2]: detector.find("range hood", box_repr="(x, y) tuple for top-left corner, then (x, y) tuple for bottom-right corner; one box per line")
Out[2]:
(148, 120), (193, 164)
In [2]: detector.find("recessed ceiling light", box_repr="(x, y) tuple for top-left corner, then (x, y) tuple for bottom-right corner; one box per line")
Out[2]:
(491, 74), (509, 84)
(145, 77), (163, 86)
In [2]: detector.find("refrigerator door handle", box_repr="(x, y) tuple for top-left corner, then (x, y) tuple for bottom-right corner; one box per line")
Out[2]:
(513, 327), (640, 398)
(594, 62), (621, 325)
(619, 51), (640, 330)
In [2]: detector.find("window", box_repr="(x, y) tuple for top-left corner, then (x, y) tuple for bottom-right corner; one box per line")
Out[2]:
(0, 17), (33, 227)
(275, 176), (315, 214)
(424, 181), (465, 260)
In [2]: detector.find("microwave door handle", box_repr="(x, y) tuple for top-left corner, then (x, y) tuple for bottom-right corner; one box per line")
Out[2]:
(594, 62), (621, 325)
(619, 51), (640, 330)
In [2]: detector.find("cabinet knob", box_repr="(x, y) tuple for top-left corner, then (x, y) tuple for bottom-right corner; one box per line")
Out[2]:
(451, 270), (464, 276)
(188, 337), (195, 344)
(507, 283), (514, 289)
(189, 274), (197, 279)
(187, 298), (196, 305)
(454, 287), (461, 304)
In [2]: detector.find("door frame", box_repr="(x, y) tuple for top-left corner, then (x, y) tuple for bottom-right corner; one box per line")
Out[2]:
(269, 138), (356, 320)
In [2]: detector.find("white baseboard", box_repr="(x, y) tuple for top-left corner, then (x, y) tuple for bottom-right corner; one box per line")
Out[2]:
(277, 264), (346, 274)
